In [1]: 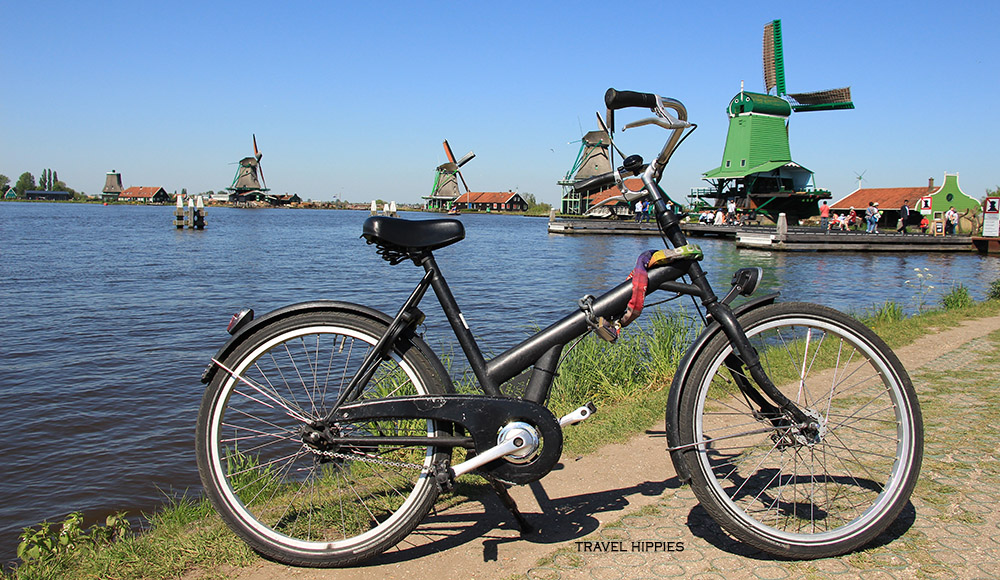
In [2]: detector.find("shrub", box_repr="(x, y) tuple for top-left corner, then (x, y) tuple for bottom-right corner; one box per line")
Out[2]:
(988, 279), (1000, 301)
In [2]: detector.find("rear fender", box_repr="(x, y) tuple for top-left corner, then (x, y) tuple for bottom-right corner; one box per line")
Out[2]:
(200, 300), (445, 387)
(665, 293), (778, 483)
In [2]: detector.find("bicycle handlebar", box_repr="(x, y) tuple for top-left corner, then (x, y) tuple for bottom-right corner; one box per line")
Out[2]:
(605, 88), (658, 111)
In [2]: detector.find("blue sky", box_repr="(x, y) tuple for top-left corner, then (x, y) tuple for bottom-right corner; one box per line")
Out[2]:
(3, 1), (998, 206)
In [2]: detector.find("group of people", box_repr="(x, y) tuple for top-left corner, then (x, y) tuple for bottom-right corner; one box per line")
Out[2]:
(819, 199), (961, 235)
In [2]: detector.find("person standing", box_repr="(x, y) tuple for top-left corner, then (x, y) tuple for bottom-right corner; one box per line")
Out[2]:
(865, 202), (877, 233)
(819, 201), (831, 231)
(897, 199), (910, 234)
(945, 206), (959, 235)
(726, 198), (736, 225)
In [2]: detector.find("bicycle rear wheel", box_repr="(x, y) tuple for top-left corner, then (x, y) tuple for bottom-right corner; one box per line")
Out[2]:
(678, 302), (922, 558)
(196, 310), (452, 567)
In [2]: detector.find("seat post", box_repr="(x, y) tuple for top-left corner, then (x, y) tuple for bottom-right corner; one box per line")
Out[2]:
(419, 252), (501, 396)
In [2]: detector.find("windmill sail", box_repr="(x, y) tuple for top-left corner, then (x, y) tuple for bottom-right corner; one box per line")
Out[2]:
(763, 19), (853, 112)
(787, 87), (854, 111)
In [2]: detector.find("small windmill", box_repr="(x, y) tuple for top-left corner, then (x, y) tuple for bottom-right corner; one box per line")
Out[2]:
(763, 19), (854, 112)
(854, 170), (868, 191)
(424, 140), (475, 210)
(227, 134), (269, 200)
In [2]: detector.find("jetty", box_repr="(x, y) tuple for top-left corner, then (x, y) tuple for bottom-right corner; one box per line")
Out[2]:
(547, 217), (975, 252)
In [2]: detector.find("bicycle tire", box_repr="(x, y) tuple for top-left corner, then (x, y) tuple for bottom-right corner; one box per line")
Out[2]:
(678, 302), (923, 558)
(196, 310), (452, 567)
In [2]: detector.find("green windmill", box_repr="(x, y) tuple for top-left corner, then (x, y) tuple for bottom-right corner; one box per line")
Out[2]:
(699, 19), (854, 223)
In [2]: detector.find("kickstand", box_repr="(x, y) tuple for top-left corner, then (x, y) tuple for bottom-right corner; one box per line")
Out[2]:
(488, 479), (533, 534)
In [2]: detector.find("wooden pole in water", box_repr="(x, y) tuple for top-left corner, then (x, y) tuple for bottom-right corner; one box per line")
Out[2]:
(193, 196), (206, 229)
(173, 195), (185, 228)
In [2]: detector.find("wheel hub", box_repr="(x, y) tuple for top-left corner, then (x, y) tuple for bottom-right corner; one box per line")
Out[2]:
(301, 420), (340, 453)
(770, 408), (826, 449)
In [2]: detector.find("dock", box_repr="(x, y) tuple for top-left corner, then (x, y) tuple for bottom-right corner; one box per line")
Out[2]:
(735, 229), (973, 251)
(547, 218), (976, 252)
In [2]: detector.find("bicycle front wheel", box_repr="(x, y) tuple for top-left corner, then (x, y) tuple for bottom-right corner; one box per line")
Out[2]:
(679, 302), (923, 558)
(196, 310), (452, 567)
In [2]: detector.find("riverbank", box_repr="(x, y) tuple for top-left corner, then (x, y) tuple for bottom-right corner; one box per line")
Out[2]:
(7, 298), (1000, 580)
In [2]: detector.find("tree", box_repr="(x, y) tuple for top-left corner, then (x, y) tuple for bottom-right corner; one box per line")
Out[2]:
(0, 174), (9, 193)
(15, 172), (36, 196)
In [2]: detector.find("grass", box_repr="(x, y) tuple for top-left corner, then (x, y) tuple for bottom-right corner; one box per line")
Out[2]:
(7, 297), (1000, 579)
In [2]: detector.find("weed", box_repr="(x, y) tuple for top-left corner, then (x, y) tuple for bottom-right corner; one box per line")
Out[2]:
(903, 268), (935, 312)
(16, 511), (128, 563)
(860, 300), (905, 325)
(942, 283), (974, 310)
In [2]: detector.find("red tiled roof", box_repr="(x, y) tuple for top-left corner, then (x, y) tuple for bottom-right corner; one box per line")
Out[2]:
(455, 191), (522, 204)
(832, 186), (935, 210)
(121, 186), (166, 198)
(585, 178), (645, 206)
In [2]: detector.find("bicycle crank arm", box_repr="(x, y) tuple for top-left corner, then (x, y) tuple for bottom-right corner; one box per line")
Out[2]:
(451, 430), (532, 478)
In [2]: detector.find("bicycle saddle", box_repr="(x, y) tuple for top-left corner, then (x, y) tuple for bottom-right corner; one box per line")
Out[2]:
(362, 216), (465, 251)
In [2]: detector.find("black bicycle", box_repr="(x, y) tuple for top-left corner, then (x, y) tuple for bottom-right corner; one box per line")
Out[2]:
(195, 89), (923, 567)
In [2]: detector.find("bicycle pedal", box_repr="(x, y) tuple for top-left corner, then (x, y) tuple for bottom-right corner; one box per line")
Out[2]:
(559, 402), (597, 427)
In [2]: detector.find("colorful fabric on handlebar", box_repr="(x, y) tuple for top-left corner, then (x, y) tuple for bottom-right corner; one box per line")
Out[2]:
(620, 245), (703, 327)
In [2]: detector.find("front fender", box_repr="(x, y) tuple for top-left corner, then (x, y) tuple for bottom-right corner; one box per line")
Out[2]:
(665, 293), (778, 483)
(201, 300), (403, 385)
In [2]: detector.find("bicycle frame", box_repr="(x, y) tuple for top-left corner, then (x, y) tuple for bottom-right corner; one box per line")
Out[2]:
(328, 194), (811, 432)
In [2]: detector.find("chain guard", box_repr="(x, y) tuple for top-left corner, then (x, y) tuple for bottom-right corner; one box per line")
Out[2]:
(333, 395), (563, 485)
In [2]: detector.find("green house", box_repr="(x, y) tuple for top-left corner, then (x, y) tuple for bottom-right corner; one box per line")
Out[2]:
(4, 187), (16, 199)
(920, 173), (979, 216)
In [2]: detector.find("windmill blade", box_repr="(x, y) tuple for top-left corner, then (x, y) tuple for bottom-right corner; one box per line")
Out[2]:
(442, 140), (457, 164)
(787, 87), (854, 112)
(457, 150), (475, 167)
(253, 134), (260, 157)
(258, 160), (266, 190)
(457, 169), (470, 193)
(762, 19), (786, 96)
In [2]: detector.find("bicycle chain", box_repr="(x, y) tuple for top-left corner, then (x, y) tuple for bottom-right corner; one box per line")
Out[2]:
(303, 445), (426, 471)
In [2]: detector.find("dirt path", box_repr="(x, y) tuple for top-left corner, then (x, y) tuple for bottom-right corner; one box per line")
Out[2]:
(233, 314), (1000, 580)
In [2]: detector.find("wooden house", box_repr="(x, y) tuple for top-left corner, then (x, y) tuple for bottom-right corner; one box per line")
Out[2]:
(120, 186), (169, 203)
(25, 190), (72, 201)
(454, 191), (528, 212)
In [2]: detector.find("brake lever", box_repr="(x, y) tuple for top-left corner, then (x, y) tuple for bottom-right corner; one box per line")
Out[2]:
(623, 115), (691, 131)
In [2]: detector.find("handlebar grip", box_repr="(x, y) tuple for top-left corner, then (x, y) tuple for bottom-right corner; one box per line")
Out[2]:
(605, 88), (657, 111)
(571, 172), (617, 193)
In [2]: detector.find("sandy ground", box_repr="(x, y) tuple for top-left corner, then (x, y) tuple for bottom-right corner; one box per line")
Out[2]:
(229, 313), (1000, 580)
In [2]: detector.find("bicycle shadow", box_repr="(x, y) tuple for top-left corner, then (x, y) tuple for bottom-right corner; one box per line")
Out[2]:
(684, 499), (918, 560)
(362, 462), (678, 566)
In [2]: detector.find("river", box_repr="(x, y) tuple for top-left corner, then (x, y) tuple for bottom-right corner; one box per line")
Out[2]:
(2, 201), (998, 564)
